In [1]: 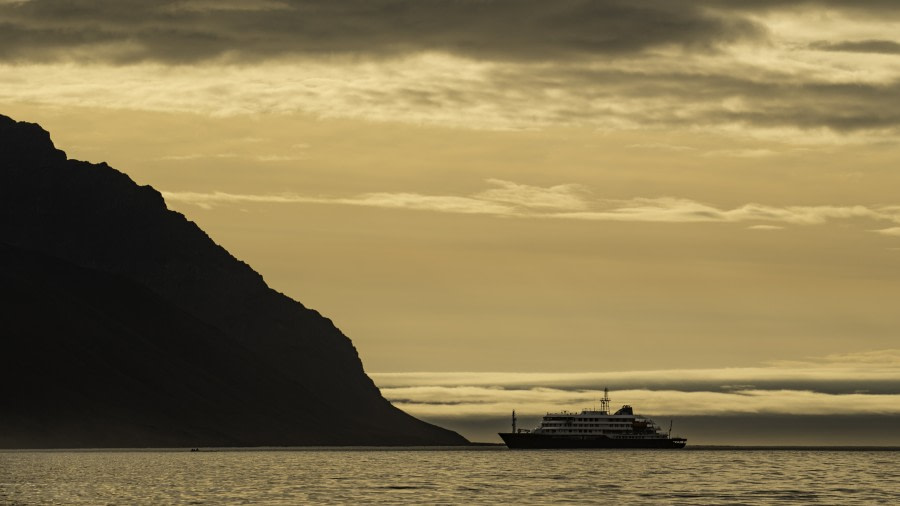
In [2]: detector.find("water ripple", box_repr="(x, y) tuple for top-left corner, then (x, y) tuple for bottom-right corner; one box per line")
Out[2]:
(1, 448), (898, 504)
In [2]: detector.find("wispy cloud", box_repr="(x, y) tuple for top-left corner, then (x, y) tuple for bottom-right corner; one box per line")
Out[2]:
(627, 143), (697, 152)
(811, 39), (900, 55)
(474, 179), (588, 211)
(160, 191), (318, 210)
(3, 50), (900, 139)
(873, 227), (900, 237)
(702, 149), (778, 158)
(343, 193), (516, 215)
(768, 349), (900, 368)
(162, 180), (900, 231)
(554, 200), (897, 225)
(158, 153), (240, 161)
(159, 152), (307, 162)
(161, 179), (582, 214)
(372, 349), (900, 388)
(163, 0), (291, 13)
(161, 188), (518, 214)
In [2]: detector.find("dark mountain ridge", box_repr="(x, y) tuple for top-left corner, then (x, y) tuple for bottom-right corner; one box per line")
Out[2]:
(0, 114), (466, 447)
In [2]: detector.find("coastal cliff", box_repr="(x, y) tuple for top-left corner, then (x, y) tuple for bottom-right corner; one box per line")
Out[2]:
(0, 114), (467, 448)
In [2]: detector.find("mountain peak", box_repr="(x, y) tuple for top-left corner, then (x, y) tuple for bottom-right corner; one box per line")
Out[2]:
(0, 114), (67, 165)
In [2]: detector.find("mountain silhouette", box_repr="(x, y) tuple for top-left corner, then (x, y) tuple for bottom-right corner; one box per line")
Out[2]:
(0, 114), (467, 448)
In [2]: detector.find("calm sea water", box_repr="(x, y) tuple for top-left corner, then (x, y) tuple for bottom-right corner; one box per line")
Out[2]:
(2, 447), (898, 504)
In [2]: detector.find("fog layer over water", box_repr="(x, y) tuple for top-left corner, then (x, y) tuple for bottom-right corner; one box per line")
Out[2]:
(2, 448), (898, 504)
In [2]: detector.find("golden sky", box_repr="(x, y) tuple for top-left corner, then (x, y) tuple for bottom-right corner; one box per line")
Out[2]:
(3, 0), (900, 439)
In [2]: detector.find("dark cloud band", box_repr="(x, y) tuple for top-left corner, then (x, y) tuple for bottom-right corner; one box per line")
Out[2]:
(811, 40), (900, 55)
(0, 0), (766, 63)
(3, 1), (899, 135)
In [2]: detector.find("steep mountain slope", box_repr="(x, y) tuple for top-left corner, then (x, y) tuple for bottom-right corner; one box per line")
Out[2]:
(0, 114), (467, 448)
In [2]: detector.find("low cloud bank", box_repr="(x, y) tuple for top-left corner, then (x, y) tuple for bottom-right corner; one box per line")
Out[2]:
(381, 387), (900, 418)
(371, 350), (900, 419)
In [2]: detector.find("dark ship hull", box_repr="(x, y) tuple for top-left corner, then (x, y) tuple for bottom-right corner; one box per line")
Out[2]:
(499, 432), (687, 449)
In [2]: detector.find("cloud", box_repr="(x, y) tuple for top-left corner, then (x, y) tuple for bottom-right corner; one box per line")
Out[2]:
(163, 0), (292, 13)
(3, 3), (900, 137)
(627, 143), (697, 152)
(565, 200), (899, 225)
(162, 181), (900, 231)
(162, 179), (579, 215)
(370, 349), (900, 420)
(383, 387), (900, 418)
(4, 1), (900, 65)
(343, 192), (516, 215)
(160, 191), (314, 210)
(474, 179), (588, 211)
(702, 149), (778, 158)
(726, 0), (900, 17)
(0, 1), (764, 64)
(4, 56), (900, 138)
(748, 224), (784, 230)
(769, 349), (900, 367)
(872, 227), (900, 237)
(811, 39), (900, 54)
(158, 153), (240, 161)
(159, 153), (307, 162)
(161, 188), (518, 214)
(372, 349), (900, 388)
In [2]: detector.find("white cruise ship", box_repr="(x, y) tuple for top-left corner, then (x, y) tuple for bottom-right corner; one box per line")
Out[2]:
(499, 388), (687, 449)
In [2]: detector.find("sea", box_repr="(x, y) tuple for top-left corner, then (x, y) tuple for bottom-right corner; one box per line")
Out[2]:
(2, 447), (898, 505)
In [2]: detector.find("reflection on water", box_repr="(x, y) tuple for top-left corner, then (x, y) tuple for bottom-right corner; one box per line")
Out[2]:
(1, 448), (898, 504)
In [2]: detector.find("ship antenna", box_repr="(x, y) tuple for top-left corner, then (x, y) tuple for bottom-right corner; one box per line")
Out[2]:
(601, 387), (610, 414)
(512, 410), (517, 433)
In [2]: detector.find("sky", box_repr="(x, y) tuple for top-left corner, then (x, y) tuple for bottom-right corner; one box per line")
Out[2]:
(2, 0), (900, 444)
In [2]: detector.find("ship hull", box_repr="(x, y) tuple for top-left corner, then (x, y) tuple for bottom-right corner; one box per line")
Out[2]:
(499, 433), (687, 449)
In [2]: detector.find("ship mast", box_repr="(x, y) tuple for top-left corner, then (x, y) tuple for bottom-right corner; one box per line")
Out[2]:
(601, 387), (610, 414)
(512, 410), (517, 433)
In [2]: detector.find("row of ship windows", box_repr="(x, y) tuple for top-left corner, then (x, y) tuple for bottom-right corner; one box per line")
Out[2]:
(545, 431), (657, 438)
(547, 417), (638, 421)
(546, 418), (619, 422)
(547, 429), (609, 433)
(543, 423), (630, 428)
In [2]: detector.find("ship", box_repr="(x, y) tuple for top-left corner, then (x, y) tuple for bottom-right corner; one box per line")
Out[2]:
(499, 388), (687, 449)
